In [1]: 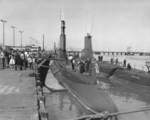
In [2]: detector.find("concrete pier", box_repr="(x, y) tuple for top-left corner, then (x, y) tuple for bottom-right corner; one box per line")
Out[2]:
(0, 69), (38, 120)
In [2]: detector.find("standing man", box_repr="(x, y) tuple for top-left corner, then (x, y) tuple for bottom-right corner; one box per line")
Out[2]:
(123, 59), (127, 67)
(14, 51), (21, 70)
(0, 50), (5, 69)
(71, 58), (75, 71)
(20, 51), (25, 70)
(5, 50), (10, 68)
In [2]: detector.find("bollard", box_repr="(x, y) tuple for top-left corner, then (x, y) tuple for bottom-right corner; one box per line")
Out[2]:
(35, 70), (40, 75)
(35, 75), (41, 81)
(35, 58), (50, 120)
(40, 112), (48, 120)
(39, 99), (48, 120)
(35, 73), (41, 81)
(36, 80), (41, 87)
(38, 89), (43, 96)
(39, 96), (45, 105)
(37, 86), (43, 93)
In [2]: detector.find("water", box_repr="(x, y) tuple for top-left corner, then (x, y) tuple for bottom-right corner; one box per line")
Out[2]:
(95, 55), (150, 119)
(94, 54), (150, 71)
(97, 76), (150, 120)
(45, 91), (91, 120)
(111, 93), (150, 120)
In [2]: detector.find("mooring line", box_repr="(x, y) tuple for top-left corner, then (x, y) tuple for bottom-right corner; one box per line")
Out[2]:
(71, 106), (150, 120)
(50, 63), (98, 114)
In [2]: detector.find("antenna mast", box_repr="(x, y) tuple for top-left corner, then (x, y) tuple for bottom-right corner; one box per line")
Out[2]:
(42, 34), (45, 51)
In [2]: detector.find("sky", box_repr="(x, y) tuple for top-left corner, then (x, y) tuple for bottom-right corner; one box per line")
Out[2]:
(0, 0), (150, 52)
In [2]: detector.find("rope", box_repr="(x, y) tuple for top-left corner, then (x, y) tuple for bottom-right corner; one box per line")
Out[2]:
(71, 106), (150, 120)
(51, 62), (98, 114)
(111, 107), (150, 116)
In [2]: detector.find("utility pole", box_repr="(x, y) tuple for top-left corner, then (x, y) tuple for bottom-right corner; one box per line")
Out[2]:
(54, 41), (56, 54)
(0, 19), (7, 48)
(19, 30), (24, 48)
(42, 34), (44, 51)
(11, 26), (16, 47)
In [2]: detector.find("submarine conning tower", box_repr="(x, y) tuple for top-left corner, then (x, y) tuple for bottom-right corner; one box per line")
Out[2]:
(59, 20), (67, 59)
(81, 33), (93, 59)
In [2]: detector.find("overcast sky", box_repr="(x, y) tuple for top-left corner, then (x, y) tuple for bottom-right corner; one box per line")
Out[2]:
(0, 0), (150, 51)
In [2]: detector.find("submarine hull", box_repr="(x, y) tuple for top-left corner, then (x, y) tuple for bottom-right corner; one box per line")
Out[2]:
(99, 62), (150, 86)
(49, 61), (118, 113)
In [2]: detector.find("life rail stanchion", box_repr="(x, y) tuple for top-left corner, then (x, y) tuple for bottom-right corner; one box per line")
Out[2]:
(35, 58), (48, 120)
(34, 61), (40, 120)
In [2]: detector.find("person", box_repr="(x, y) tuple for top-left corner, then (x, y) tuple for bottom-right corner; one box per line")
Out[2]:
(110, 58), (113, 64)
(115, 58), (118, 64)
(5, 51), (10, 68)
(98, 56), (103, 62)
(0, 51), (5, 69)
(20, 51), (25, 70)
(123, 59), (127, 67)
(101, 56), (103, 62)
(145, 61), (150, 73)
(71, 58), (75, 71)
(127, 63), (132, 70)
(95, 61), (99, 74)
(27, 55), (33, 69)
(9, 55), (15, 69)
(79, 60), (85, 73)
(85, 59), (90, 73)
(24, 51), (29, 69)
(14, 51), (21, 70)
(98, 56), (101, 62)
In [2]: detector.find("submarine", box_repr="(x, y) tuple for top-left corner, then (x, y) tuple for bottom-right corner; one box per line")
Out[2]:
(42, 19), (150, 120)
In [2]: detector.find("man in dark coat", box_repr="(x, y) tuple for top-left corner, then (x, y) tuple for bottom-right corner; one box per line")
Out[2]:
(79, 60), (85, 73)
(15, 51), (22, 70)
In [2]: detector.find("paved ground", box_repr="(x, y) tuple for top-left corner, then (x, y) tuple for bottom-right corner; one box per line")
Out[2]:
(0, 69), (38, 120)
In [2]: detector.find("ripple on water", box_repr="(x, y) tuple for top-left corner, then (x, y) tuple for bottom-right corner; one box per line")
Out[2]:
(109, 92), (150, 120)
(45, 91), (92, 120)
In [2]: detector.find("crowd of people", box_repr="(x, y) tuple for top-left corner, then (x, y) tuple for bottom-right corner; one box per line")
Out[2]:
(69, 56), (100, 76)
(109, 57), (132, 70)
(69, 54), (134, 76)
(71, 58), (92, 73)
(0, 49), (37, 70)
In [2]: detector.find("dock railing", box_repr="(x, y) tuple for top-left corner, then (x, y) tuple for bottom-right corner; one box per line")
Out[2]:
(34, 58), (49, 120)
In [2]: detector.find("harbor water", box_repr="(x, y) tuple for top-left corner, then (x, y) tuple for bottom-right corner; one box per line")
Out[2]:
(45, 91), (91, 120)
(97, 77), (150, 120)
